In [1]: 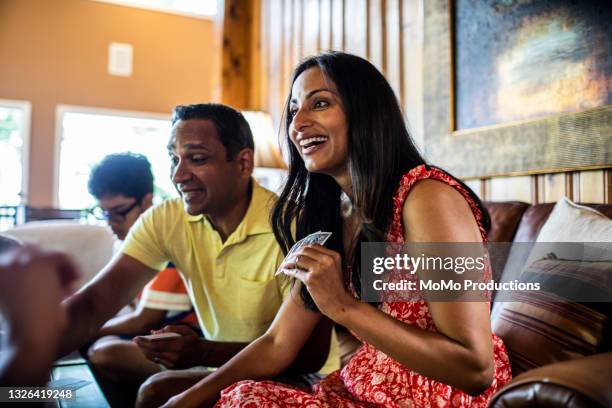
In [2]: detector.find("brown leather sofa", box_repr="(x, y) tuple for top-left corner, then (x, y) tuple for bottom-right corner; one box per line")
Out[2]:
(336, 201), (612, 407)
(485, 202), (612, 408)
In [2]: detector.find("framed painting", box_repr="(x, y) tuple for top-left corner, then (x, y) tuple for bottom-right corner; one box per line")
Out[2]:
(423, 0), (612, 178)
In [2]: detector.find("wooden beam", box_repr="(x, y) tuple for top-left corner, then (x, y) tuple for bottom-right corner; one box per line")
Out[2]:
(221, 0), (253, 109)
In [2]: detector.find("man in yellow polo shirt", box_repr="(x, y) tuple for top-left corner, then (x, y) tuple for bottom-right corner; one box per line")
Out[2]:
(61, 104), (338, 407)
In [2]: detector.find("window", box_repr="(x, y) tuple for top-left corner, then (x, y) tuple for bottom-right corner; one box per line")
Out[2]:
(90, 0), (218, 19)
(55, 106), (287, 210)
(56, 106), (177, 209)
(0, 100), (31, 206)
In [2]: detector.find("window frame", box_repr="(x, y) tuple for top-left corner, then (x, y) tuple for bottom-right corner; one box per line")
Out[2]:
(53, 104), (171, 208)
(88, 0), (219, 20)
(0, 99), (32, 205)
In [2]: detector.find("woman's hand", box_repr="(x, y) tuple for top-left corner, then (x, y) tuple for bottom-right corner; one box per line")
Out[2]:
(160, 391), (213, 408)
(280, 244), (356, 320)
(158, 380), (217, 408)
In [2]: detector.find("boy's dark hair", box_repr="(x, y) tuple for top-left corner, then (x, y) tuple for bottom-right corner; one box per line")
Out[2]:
(88, 153), (154, 201)
(171, 104), (254, 160)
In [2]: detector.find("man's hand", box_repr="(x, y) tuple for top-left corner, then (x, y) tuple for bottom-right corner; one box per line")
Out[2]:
(0, 245), (79, 347)
(133, 325), (203, 369)
(0, 245), (80, 385)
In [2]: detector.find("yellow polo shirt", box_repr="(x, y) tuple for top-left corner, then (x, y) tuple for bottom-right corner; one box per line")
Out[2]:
(122, 180), (339, 373)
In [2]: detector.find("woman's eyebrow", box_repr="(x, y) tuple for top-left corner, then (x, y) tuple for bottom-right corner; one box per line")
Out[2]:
(291, 88), (337, 103)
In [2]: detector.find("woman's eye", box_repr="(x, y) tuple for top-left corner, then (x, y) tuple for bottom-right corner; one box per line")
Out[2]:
(289, 106), (298, 117)
(313, 100), (329, 109)
(191, 155), (207, 163)
(170, 155), (179, 166)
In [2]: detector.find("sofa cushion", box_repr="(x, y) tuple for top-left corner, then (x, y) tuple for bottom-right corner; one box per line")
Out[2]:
(513, 200), (612, 243)
(533, 197), (612, 244)
(484, 202), (531, 284)
(484, 201), (530, 243)
(492, 255), (610, 375)
(4, 221), (115, 291)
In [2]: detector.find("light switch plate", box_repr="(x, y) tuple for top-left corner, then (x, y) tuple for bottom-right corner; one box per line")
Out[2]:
(108, 42), (133, 77)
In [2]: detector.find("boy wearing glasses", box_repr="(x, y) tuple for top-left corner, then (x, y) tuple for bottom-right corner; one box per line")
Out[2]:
(86, 153), (199, 392)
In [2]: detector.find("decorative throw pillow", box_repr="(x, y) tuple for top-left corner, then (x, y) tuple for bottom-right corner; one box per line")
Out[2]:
(535, 197), (612, 243)
(492, 256), (610, 375)
(492, 197), (612, 375)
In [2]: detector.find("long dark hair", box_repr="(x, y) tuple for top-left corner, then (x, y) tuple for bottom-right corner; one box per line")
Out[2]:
(272, 52), (489, 310)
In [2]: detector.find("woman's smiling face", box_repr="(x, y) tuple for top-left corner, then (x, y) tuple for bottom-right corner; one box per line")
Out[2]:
(288, 67), (349, 178)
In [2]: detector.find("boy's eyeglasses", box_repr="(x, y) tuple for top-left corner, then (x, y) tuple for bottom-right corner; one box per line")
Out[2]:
(89, 200), (141, 223)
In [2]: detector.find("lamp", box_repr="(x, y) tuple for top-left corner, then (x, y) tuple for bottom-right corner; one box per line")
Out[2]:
(242, 111), (286, 169)
(242, 111), (287, 193)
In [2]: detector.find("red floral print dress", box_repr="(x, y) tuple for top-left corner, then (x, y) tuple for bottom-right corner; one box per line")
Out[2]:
(216, 165), (512, 407)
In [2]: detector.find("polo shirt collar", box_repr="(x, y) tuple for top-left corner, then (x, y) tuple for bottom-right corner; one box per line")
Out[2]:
(186, 179), (275, 245)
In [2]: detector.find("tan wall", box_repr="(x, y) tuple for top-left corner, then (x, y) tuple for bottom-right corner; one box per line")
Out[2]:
(247, 0), (610, 204)
(0, 0), (221, 206)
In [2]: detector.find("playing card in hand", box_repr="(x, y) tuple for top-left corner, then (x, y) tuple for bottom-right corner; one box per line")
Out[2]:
(276, 231), (332, 275)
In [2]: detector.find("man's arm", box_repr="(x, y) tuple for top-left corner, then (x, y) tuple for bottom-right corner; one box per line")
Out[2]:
(134, 295), (332, 373)
(60, 253), (158, 357)
(159, 284), (329, 407)
(134, 326), (248, 369)
(97, 306), (167, 338)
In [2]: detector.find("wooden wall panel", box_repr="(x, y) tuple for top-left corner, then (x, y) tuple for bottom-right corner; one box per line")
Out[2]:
(368, 0), (385, 72)
(320, 0), (332, 51)
(578, 170), (606, 203)
(256, 0), (269, 111)
(385, 0), (403, 100)
(343, 0), (368, 57)
(249, 0), (263, 110)
(303, 0), (320, 56)
(292, 0), (304, 61)
(402, 0), (424, 147)
(539, 173), (567, 203)
(606, 170), (612, 204)
(331, 0), (344, 50)
(248, 1), (611, 204)
(221, 0), (253, 109)
(489, 176), (532, 203)
(267, 0), (284, 130)
(282, 0), (294, 104)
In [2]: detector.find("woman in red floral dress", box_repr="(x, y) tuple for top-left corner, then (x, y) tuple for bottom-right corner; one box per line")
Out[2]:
(161, 52), (511, 408)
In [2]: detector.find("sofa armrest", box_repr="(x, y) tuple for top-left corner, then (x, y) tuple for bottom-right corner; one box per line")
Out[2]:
(489, 353), (612, 407)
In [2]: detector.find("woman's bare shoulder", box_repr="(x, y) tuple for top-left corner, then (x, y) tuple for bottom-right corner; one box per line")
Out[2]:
(402, 179), (481, 242)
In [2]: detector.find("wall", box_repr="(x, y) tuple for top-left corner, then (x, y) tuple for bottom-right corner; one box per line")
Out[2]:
(0, 0), (221, 206)
(244, 0), (610, 204)
(247, 0), (424, 148)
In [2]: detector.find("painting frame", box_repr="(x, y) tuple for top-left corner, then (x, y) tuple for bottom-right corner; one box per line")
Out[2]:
(422, 0), (612, 179)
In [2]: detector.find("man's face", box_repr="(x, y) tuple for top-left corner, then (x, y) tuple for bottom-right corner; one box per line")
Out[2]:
(169, 119), (246, 216)
(97, 194), (144, 240)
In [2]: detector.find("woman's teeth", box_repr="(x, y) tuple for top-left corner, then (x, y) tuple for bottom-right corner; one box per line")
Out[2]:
(300, 136), (327, 148)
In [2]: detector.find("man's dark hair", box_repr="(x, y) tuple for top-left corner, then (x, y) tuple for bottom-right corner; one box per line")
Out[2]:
(171, 104), (254, 160)
(88, 153), (154, 201)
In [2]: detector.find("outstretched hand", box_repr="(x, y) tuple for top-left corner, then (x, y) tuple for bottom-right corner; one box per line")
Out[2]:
(133, 324), (203, 369)
(0, 245), (80, 385)
(0, 245), (79, 345)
